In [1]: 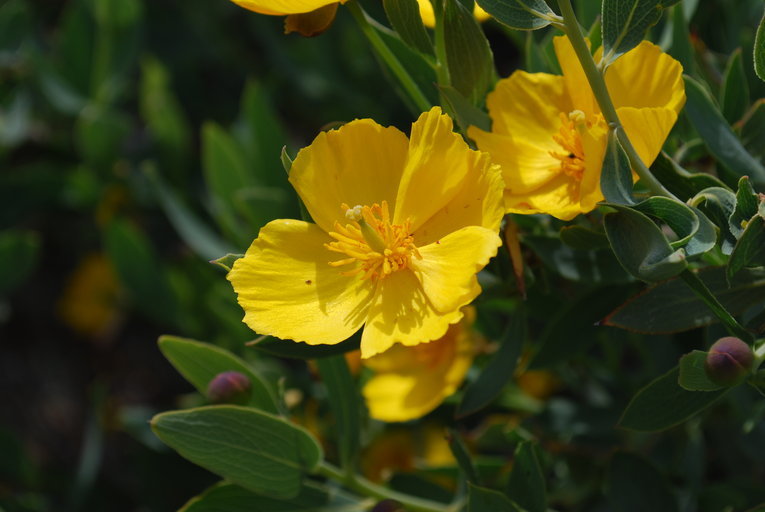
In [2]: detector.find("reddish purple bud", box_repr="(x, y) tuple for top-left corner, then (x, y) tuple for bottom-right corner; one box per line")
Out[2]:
(207, 371), (252, 405)
(372, 500), (405, 512)
(705, 337), (754, 386)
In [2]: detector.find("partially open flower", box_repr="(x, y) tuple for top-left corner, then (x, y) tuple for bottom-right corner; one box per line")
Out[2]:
(207, 371), (253, 405)
(705, 337), (754, 386)
(468, 36), (685, 220)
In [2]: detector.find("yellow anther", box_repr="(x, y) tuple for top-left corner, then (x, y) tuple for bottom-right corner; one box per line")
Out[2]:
(568, 109), (586, 125)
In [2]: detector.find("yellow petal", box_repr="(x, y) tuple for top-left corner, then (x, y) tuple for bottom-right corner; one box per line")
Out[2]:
(468, 130), (562, 195)
(362, 316), (475, 422)
(393, 108), (480, 232)
(412, 152), (504, 247)
(617, 107), (678, 169)
(412, 226), (500, 314)
(230, 0), (342, 15)
(360, 269), (463, 358)
(577, 118), (609, 213)
(553, 36), (599, 117)
(284, 4), (338, 36)
(605, 41), (686, 114)
(475, 71), (570, 143)
(289, 119), (409, 234)
(506, 174), (583, 221)
(228, 219), (374, 344)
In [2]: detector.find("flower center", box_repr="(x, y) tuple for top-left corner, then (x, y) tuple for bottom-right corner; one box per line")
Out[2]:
(549, 110), (588, 180)
(326, 200), (420, 281)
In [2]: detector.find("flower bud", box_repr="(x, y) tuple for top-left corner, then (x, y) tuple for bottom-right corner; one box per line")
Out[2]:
(207, 371), (252, 405)
(704, 337), (754, 386)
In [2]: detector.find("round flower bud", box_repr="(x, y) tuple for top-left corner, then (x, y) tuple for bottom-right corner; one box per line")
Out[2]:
(704, 337), (754, 386)
(207, 371), (252, 405)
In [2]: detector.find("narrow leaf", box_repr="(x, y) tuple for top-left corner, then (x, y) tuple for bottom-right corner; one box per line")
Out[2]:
(728, 215), (765, 279)
(0, 229), (39, 295)
(447, 429), (481, 484)
(720, 49), (750, 124)
(468, 483), (522, 512)
(158, 336), (279, 413)
(619, 367), (729, 431)
(383, 0), (434, 55)
(316, 355), (361, 471)
(151, 406), (323, 498)
(755, 9), (765, 81)
(474, 0), (555, 30)
(684, 75), (765, 187)
(729, 176), (759, 239)
(506, 441), (546, 512)
(601, 130), (635, 205)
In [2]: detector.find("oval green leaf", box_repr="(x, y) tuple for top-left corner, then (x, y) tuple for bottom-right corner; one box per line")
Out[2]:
(474, 0), (555, 30)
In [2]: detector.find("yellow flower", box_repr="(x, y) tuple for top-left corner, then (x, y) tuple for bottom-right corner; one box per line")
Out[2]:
(228, 108), (504, 358)
(362, 307), (478, 422)
(468, 36), (685, 221)
(416, 0), (490, 28)
(229, 0), (343, 15)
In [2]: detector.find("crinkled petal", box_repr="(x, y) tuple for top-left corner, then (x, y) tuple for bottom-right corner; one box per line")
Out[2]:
(617, 107), (678, 169)
(553, 36), (598, 117)
(393, 108), (479, 232)
(362, 321), (474, 422)
(360, 269), (463, 358)
(468, 130), (561, 196)
(230, 0), (342, 15)
(411, 226), (500, 314)
(606, 41), (686, 114)
(227, 219), (374, 344)
(412, 151), (504, 246)
(289, 119), (409, 234)
(477, 71), (570, 142)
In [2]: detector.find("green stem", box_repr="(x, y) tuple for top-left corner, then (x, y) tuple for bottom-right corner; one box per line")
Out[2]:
(432, 0), (450, 86)
(318, 462), (450, 512)
(556, 0), (676, 200)
(679, 269), (753, 343)
(346, 0), (432, 113)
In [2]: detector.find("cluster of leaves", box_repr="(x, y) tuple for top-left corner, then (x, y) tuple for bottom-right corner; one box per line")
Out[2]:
(3, 0), (765, 511)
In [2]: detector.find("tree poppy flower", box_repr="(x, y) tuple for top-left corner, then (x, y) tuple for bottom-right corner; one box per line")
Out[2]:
(228, 108), (504, 358)
(362, 307), (477, 422)
(468, 36), (685, 220)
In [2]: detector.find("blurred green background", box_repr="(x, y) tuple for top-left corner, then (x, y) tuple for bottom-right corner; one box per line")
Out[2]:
(1, 0), (764, 510)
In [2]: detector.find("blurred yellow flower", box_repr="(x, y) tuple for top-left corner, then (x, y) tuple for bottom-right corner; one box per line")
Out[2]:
(228, 108), (504, 358)
(416, 0), (490, 28)
(362, 308), (478, 422)
(58, 253), (120, 339)
(469, 36), (685, 220)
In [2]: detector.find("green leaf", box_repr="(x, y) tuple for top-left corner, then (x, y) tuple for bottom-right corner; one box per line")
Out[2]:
(728, 215), (765, 279)
(619, 367), (729, 431)
(603, 204), (687, 283)
(211, 254), (243, 272)
(468, 483), (522, 512)
(158, 335), (279, 414)
(475, 0), (555, 30)
(690, 186), (737, 254)
(729, 176), (759, 239)
(447, 429), (480, 484)
(439, 85), (492, 132)
(443, 0), (495, 105)
(315, 356), (361, 471)
(604, 267), (765, 334)
(559, 225), (611, 250)
(75, 105), (131, 167)
(530, 285), (638, 368)
(0, 90), (31, 148)
(668, 4), (694, 74)
(103, 219), (179, 326)
(523, 235), (632, 284)
(0, 230), (39, 295)
(741, 100), (765, 162)
(506, 441), (546, 512)
(144, 164), (235, 261)
(601, 0), (665, 65)
(755, 8), (765, 81)
(632, 197), (716, 256)
(720, 49), (750, 124)
(151, 406), (323, 499)
(606, 452), (678, 512)
(684, 75), (765, 188)
(678, 350), (724, 391)
(601, 129), (635, 205)
(180, 481), (364, 512)
(650, 152), (727, 202)
(383, 0), (433, 55)
(247, 334), (361, 360)
(457, 311), (525, 418)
